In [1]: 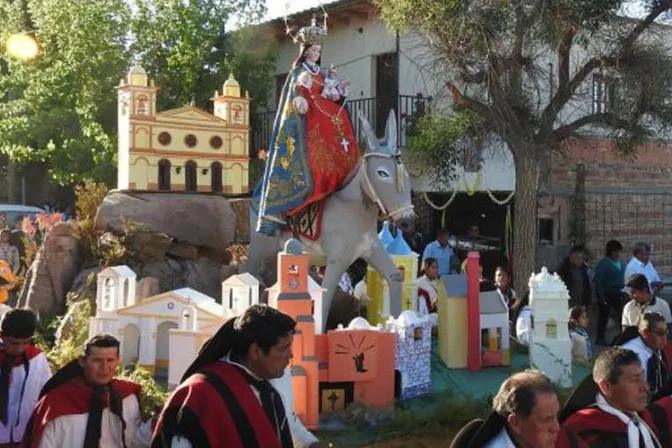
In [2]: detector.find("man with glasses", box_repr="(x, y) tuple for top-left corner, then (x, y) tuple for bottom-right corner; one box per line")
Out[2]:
(621, 313), (672, 401)
(622, 274), (672, 333)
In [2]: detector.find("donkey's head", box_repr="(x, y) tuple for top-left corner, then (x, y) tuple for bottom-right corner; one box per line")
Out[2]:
(358, 110), (415, 231)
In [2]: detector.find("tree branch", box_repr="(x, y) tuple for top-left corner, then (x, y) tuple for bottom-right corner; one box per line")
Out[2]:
(553, 112), (631, 140)
(539, 1), (671, 136)
(447, 81), (496, 123)
(557, 27), (575, 91)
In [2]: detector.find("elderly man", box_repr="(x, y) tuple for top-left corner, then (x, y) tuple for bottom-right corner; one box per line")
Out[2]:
(562, 347), (661, 447)
(624, 242), (663, 294)
(621, 313), (672, 401)
(450, 370), (583, 448)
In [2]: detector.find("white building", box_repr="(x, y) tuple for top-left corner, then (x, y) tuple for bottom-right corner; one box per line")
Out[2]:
(221, 272), (261, 318)
(529, 267), (572, 387)
(90, 266), (231, 375)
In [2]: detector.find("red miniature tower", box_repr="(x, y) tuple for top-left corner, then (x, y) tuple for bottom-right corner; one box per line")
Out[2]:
(466, 251), (482, 372)
(274, 239), (320, 429)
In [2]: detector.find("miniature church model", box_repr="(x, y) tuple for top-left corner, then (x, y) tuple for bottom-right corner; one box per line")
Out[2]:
(272, 239), (397, 430)
(117, 63), (250, 193)
(221, 272), (260, 319)
(529, 267), (572, 387)
(90, 267), (265, 388)
(387, 311), (432, 399)
(367, 227), (419, 325)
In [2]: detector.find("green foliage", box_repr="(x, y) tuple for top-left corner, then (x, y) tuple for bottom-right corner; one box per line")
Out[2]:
(72, 180), (109, 262)
(405, 112), (478, 190)
(131, 0), (275, 112)
(119, 366), (169, 421)
(0, 0), (132, 186)
(45, 297), (92, 371)
(0, 0), (274, 187)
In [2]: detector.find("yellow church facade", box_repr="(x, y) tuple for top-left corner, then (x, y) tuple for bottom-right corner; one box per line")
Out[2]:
(117, 65), (250, 193)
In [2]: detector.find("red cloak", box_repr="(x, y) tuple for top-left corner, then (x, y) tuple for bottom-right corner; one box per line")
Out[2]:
(643, 396), (672, 448)
(152, 361), (284, 448)
(21, 376), (140, 448)
(0, 345), (42, 367)
(289, 71), (361, 217)
(562, 406), (640, 446)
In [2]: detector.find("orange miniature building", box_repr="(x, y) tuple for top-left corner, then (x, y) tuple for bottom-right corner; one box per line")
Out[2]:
(274, 239), (396, 429)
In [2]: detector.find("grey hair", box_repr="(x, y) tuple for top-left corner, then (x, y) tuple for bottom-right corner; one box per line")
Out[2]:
(638, 312), (666, 332)
(492, 370), (556, 419)
(633, 242), (651, 257)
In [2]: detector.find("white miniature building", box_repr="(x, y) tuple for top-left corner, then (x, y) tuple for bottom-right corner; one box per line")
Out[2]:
(529, 267), (572, 387)
(268, 276), (326, 334)
(221, 273), (260, 318)
(97, 266), (137, 311)
(387, 310), (432, 399)
(479, 290), (510, 367)
(90, 266), (227, 376)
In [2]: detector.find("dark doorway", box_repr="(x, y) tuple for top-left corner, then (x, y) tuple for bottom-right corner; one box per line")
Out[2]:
(185, 161), (197, 191)
(375, 52), (399, 137)
(211, 162), (223, 192)
(158, 159), (171, 191)
(423, 192), (512, 279)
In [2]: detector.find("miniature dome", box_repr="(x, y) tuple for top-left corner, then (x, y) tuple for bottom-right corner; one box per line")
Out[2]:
(347, 317), (374, 330)
(284, 238), (303, 255)
(378, 221), (394, 247)
(129, 64), (146, 76)
(223, 73), (241, 97)
(396, 310), (420, 325)
(386, 229), (412, 255)
(128, 63), (148, 87)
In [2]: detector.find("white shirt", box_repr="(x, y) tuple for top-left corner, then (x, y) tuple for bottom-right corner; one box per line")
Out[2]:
(353, 280), (368, 302)
(624, 258), (661, 288)
(516, 306), (532, 346)
(39, 393), (152, 448)
(622, 297), (672, 327)
(483, 427), (516, 448)
(622, 336), (656, 379)
(172, 363), (318, 448)
(0, 351), (51, 444)
(417, 275), (439, 327)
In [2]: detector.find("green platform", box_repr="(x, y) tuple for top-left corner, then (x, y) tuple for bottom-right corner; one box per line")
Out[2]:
(317, 342), (591, 447)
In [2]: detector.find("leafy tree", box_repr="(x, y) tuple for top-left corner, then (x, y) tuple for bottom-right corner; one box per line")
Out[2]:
(0, 0), (274, 189)
(374, 0), (672, 291)
(131, 0), (275, 112)
(0, 0), (131, 186)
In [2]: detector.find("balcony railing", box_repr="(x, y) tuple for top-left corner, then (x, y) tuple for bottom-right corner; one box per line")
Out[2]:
(251, 94), (432, 155)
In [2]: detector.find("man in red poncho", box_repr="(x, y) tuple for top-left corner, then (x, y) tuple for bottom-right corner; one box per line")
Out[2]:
(152, 304), (328, 448)
(22, 334), (153, 447)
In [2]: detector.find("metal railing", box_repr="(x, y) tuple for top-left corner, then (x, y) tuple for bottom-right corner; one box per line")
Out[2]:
(251, 94), (432, 155)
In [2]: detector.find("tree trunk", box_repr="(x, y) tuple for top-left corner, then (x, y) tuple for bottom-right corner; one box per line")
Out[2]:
(512, 151), (539, 298)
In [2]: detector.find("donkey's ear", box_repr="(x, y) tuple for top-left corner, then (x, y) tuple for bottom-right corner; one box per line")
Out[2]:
(385, 110), (397, 151)
(358, 112), (378, 152)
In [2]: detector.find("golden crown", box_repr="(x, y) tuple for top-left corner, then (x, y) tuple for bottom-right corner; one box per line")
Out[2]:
(286, 13), (328, 45)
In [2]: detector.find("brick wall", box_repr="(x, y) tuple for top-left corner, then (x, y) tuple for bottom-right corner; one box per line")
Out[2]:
(549, 138), (672, 276)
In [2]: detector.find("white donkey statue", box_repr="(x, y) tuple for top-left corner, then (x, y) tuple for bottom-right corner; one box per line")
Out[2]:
(247, 111), (415, 332)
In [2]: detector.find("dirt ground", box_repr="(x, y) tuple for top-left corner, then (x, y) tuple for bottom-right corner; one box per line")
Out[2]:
(364, 438), (449, 447)
(362, 429), (456, 448)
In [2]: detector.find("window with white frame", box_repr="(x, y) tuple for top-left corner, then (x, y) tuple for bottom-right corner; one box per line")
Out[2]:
(592, 74), (618, 114)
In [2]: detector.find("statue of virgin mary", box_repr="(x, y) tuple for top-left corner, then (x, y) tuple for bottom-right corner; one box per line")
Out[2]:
(252, 14), (361, 235)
